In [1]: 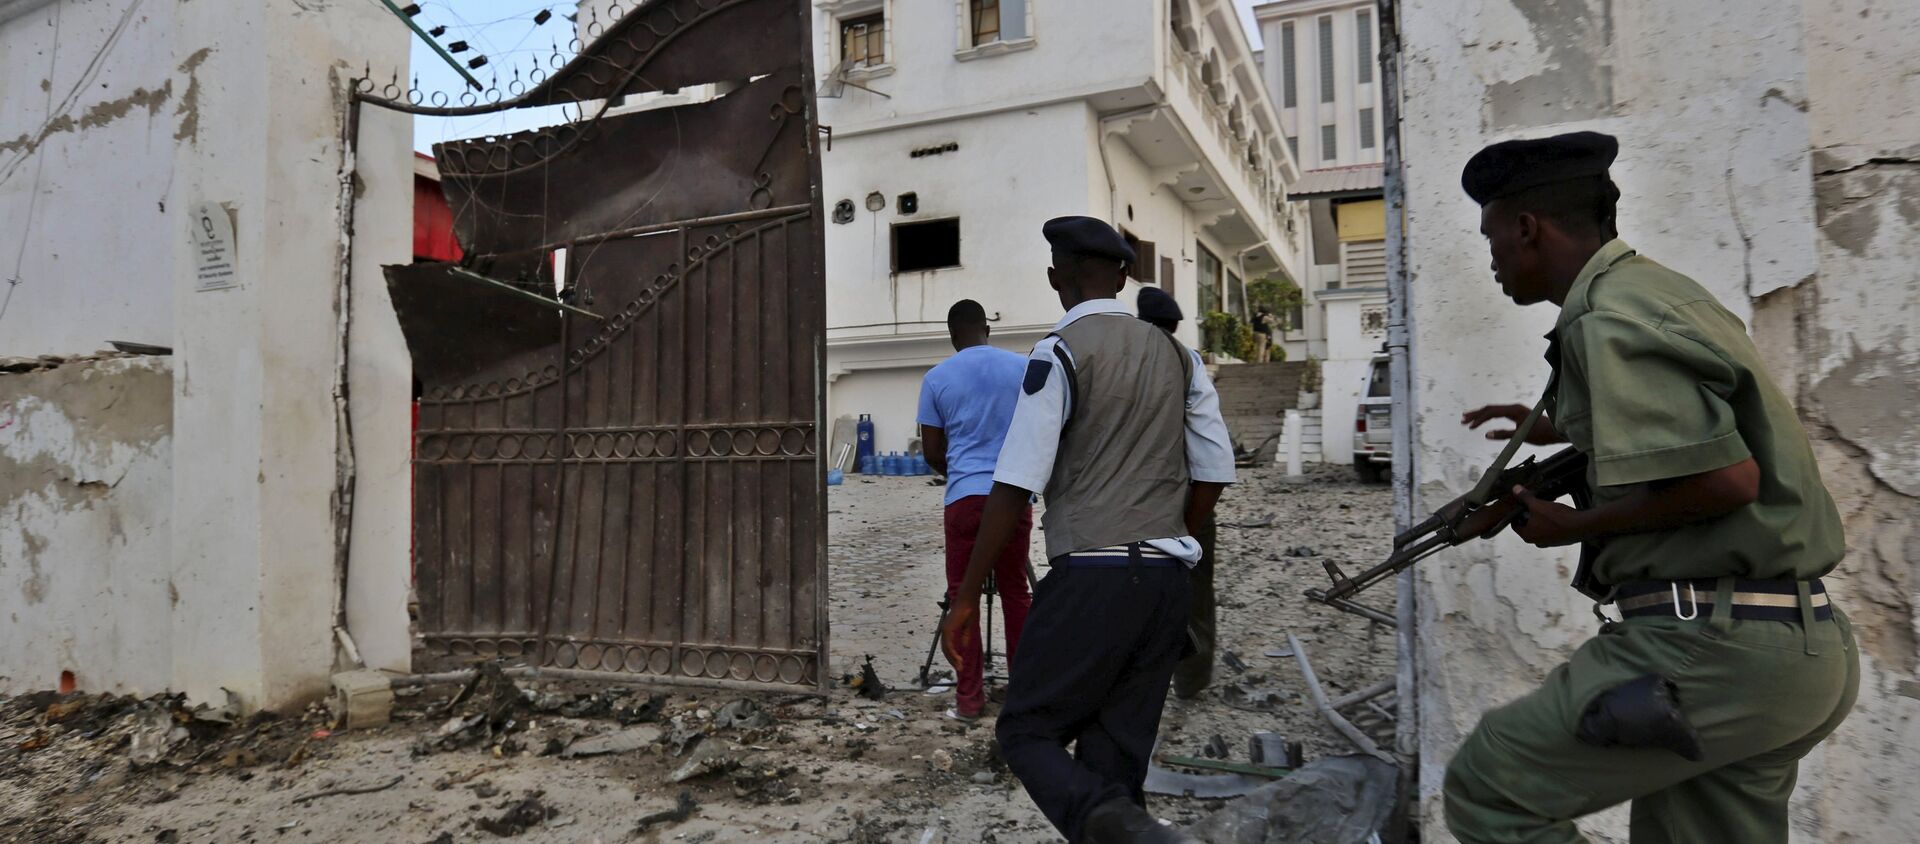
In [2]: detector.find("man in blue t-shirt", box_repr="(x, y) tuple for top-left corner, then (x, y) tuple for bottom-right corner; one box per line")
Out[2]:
(917, 299), (1032, 721)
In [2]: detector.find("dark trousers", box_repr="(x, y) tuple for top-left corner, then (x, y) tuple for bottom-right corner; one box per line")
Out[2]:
(1172, 514), (1217, 698)
(995, 563), (1192, 842)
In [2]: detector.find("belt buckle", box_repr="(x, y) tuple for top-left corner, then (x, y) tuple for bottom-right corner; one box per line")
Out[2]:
(1670, 582), (1700, 620)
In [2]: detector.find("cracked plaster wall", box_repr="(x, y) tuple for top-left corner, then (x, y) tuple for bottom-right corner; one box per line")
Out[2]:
(0, 0), (189, 356)
(1401, 0), (1917, 840)
(0, 0), (413, 709)
(0, 357), (171, 696)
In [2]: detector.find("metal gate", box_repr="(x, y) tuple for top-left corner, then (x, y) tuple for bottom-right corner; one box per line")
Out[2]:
(361, 0), (827, 690)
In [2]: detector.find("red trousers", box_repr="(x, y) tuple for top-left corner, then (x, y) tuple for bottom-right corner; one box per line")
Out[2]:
(943, 495), (1034, 716)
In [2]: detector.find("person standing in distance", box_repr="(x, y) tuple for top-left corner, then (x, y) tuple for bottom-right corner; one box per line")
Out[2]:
(1444, 132), (1858, 843)
(917, 299), (1034, 723)
(943, 217), (1235, 842)
(1137, 286), (1220, 701)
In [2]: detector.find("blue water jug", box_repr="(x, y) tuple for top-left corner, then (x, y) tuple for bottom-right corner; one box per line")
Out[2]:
(826, 468), (844, 486)
(854, 414), (876, 473)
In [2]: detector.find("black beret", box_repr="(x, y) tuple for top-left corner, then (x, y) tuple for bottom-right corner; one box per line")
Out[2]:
(1043, 216), (1135, 265)
(1461, 131), (1619, 205)
(1137, 286), (1183, 324)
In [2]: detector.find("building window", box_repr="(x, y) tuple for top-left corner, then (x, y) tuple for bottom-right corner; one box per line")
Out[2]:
(1123, 230), (1158, 285)
(842, 13), (887, 68)
(1280, 22), (1297, 108)
(1321, 124), (1337, 160)
(971, 0), (1001, 44)
(1286, 303), (1305, 331)
(893, 218), (961, 272)
(1359, 107), (1376, 149)
(1197, 244), (1222, 315)
(1356, 9), (1373, 84)
(1287, 135), (1299, 159)
(1317, 16), (1335, 103)
(1227, 270), (1245, 317)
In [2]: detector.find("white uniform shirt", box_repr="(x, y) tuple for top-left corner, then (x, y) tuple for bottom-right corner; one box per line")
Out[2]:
(991, 298), (1238, 563)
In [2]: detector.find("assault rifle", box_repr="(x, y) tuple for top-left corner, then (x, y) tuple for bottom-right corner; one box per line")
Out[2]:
(1307, 446), (1593, 619)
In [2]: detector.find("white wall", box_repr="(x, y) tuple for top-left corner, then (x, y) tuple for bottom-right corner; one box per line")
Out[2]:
(814, 0), (1157, 135)
(0, 0), (411, 708)
(824, 102), (1094, 346)
(1400, 0), (1919, 839)
(0, 1), (180, 357)
(0, 357), (171, 695)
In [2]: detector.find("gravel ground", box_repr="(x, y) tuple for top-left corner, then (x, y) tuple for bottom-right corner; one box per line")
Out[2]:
(1, 463), (1398, 844)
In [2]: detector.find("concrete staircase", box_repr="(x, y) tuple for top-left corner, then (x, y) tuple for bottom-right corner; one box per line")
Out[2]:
(1210, 362), (1316, 464)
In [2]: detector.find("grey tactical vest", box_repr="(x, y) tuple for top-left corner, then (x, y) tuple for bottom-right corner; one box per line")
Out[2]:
(1040, 313), (1193, 559)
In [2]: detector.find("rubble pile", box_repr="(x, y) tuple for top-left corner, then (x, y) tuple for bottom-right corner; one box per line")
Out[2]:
(0, 689), (332, 843)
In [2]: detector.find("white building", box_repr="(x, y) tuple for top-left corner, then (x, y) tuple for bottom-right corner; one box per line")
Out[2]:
(1254, 0), (1387, 465)
(813, 0), (1305, 453)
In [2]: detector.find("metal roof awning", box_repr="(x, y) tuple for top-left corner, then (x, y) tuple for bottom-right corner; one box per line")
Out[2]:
(1287, 164), (1386, 200)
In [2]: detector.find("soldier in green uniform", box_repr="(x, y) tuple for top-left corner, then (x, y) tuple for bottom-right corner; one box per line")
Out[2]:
(1443, 132), (1859, 843)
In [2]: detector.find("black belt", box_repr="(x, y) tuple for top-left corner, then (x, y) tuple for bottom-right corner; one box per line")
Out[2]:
(1612, 577), (1831, 622)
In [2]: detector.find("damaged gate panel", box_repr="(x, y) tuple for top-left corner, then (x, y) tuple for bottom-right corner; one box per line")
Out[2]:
(363, 0), (827, 691)
(433, 69), (814, 254)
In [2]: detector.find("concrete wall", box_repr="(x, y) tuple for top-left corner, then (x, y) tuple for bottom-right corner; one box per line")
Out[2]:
(1399, 0), (1919, 839)
(1320, 292), (1385, 462)
(0, 0), (411, 707)
(0, 0), (181, 357)
(0, 357), (171, 694)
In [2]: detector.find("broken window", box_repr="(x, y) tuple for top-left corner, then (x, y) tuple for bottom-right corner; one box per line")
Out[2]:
(843, 13), (887, 68)
(893, 218), (961, 273)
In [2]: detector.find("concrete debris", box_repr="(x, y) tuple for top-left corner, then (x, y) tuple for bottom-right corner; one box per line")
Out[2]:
(668, 739), (740, 784)
(1145, 760), (1266, 799)
(558, 725), (662, 758)
(634, 791), (698, 832)
(475, 791), (558, 836)
(1182, 755), (1396, 844)
(713, 698), (774, 730)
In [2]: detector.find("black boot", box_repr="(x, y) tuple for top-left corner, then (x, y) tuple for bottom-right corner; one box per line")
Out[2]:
(1080, 797), (1194, 844)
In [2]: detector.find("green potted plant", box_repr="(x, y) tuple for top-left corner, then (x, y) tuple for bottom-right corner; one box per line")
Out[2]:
(1201, 311), (1256, 362)
(1299, 355), (1323, 410)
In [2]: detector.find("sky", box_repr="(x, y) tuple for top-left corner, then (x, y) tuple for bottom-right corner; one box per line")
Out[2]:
(404, 1), (1268, 153)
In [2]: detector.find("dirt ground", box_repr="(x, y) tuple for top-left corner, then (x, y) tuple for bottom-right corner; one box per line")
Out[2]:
(0, 463), (1398, 844)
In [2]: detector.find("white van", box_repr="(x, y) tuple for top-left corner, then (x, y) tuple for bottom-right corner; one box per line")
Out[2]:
(1352, 353), (1392, 482)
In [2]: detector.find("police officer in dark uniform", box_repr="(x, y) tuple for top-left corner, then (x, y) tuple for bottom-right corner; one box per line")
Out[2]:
(943, 217), (1236, 842)
(1137, 286), (1221, 701)
(1444, 132), (1859, 843)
